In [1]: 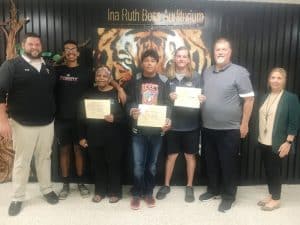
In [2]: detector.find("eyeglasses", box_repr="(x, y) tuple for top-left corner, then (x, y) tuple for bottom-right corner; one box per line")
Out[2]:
(64, 47), (77, 52)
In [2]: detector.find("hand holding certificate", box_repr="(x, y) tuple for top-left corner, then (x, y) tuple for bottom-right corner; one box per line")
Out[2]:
(137, 104), (167, 128)
(174, 87), (202, 108)
(84, 99), (110, 119)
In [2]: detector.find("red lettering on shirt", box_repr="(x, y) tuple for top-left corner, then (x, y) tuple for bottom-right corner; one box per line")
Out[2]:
(141, 83), (159, 105)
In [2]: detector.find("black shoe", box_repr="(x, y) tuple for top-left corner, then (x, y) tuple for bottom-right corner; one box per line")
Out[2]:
(8, 201), (22, 216)
(44, 191), (59, 204)
(218, 199), (234, 213)
(199, 192), (220, 201)
(185, 186), (195, 202)
(59, 183), (70, 200)
(156, 186), (170, 200)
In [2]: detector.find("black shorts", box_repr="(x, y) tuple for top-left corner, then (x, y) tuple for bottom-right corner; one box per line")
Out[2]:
(166, 129), (200, 155)
(55, 119), (79, 146)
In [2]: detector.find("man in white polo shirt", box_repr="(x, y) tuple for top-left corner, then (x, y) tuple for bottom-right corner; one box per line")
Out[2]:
(199, 38), (254, 212)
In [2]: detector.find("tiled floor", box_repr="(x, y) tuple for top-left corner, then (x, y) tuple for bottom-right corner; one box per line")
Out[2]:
(1, 183), (300, 225)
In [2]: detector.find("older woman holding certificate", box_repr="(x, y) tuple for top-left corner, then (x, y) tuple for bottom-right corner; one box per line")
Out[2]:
(156, 46), (205, 202)
(257, 68), (299, 211)
(78, 66), (125, 203)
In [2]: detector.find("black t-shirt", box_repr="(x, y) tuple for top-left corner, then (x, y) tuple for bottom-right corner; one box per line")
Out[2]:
(77, 87), (124, 147)
(124, 73), (170, 135)
(55, 65), (93, 120)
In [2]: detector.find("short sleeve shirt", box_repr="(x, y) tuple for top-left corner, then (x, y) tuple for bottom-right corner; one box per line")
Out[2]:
(201, 63), (254, 130)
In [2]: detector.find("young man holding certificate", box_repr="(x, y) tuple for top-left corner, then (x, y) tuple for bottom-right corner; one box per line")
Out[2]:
(78, 66), (124, 203)
(156, 46), (205, 203)
(125, 49), (171, 210)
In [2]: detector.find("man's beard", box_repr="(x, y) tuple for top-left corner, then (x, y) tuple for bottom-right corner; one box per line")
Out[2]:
(24, 50), (42, 59)
(215, 57), (225, 64)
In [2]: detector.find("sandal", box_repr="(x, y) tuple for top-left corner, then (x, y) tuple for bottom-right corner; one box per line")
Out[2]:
(257, 196), (272, 206)
(109, 196), (120, 203)
(92, 195), (103, 203)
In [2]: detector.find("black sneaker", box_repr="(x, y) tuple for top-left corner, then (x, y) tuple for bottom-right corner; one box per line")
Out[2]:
(59, 183), (70, 200)
(185, 186), (195, 202)
(218, 199), (234, 213)
(156, 186), (170, 200)
(199, 192), (219, 201)
(78, 183), (90, 198)
(8, 201), (22, 216)
(44, 191), (59, 204)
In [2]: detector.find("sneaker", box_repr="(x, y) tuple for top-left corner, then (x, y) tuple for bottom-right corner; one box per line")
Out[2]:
(199, 192), (219, 201)
(8, 201), (22, 216)
(78, 184), (90, 198)
(59, 183), (70, 200)
(144, 195), (156, 208)
(130, 197), (141, 210)
(218, 199), (234, 213)
(44, 191), (59, 204)
(156, 186), (170, 200)
(185, 186), (195, 202)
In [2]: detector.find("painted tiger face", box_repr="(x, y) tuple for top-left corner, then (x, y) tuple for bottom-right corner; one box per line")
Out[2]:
(96, 28), (211, 85)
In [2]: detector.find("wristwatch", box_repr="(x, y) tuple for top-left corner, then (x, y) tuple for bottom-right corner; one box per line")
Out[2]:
(286, 140), (293, 144)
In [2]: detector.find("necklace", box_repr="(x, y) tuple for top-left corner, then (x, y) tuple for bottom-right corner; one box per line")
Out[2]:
(263, 92), (281, 134)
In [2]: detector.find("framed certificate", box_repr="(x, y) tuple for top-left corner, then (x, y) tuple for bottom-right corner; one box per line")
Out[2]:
(137, 104), (167, 127)
(84, 99), (110, 119)
(174, 86), (202, 108)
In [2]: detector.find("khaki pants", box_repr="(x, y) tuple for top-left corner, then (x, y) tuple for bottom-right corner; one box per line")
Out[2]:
(10, 119), (54, 201)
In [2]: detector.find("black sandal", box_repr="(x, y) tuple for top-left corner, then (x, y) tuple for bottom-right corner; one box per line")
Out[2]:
(109, 196), (120, 203)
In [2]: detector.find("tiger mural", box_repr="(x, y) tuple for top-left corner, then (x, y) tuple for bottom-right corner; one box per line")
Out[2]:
(95, 28), (211, 85)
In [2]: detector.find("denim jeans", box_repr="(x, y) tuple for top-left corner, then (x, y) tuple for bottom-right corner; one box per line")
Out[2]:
(131, 133), (162, 197)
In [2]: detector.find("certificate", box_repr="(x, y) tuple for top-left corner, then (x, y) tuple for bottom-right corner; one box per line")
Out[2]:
(84, 99), (110, 119)
(137, 104), (167, 128)
(174, 87), (202, 108)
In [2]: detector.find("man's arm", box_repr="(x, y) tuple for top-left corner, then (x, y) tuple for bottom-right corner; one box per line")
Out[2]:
(0, 60), (14, 141)
(0, 103), (12, 140)
(110, 79), (127, 105)
(240, 96), (254, 138)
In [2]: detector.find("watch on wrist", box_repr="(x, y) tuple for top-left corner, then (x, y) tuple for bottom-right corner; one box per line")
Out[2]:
(286, 140), (293, 144)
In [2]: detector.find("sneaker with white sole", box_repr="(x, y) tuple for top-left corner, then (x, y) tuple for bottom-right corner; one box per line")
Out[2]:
(59, 183), (70, 200)
(199, 192), (220, 201)
(78, 184), (90, 198)
(185, 186), (195, 202)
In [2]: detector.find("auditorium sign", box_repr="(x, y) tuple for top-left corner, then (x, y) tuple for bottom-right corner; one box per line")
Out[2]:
(107, 8), (205, 27)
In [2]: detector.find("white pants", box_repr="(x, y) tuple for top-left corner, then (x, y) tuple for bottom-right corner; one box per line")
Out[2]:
(10, 119), (54, 201)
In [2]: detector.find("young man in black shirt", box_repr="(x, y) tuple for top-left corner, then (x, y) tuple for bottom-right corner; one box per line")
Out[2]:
(55, 40), (92, 199)
(55, 40), (127, 200)
(125, 49), (171, 210)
